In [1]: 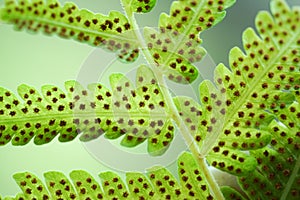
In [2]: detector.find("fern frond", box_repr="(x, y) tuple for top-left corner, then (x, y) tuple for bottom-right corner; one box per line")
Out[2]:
(169, 0), (300, 198)
(233, 1), (300, 199)
(144, 0), (236, 84)
(0, 0), (139, 62)
(0, 66), (174, 156)
(159, 0), (236, 43)
(121, 0), (157, 13)
(175, 0), (299, 180)
(3, 152), (215, 199)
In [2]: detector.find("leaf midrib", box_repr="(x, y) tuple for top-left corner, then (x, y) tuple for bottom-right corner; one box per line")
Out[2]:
(7, 13), (139, 45)
(0, 110), (168, 124)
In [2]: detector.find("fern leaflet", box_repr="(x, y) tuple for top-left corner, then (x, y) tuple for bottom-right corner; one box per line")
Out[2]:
(173, 0), (300, 198)
(174, 0), (299, 180)
(0, 66), (174, 156)
(144, 0), (235, 83)
(234, 1), (300, 199)
(0, 0), (139, 62)
(2, 152), (214, 200)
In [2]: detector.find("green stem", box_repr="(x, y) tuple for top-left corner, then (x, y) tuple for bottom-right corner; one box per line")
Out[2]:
(122, 4), (225, 200)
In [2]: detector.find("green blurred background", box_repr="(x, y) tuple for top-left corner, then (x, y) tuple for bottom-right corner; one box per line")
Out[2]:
(0, 0), (299, 196)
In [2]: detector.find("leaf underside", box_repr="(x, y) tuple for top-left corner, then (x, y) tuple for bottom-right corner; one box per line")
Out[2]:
(3, 152), (214, 200)
(0, 0), (236, 82)
(0, 0), (300, 199)
(183, 0), (300, 199)
(0, 65), (174, 156)
(0, 0), (139, 62)
(144, 0), (235, 84)
(237, 1), (300, 199)
(176, 0), (300, 185)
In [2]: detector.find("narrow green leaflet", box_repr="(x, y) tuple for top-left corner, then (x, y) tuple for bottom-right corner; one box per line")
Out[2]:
(144, 0), (235, 83)
(0, 0), (139, 62)
(109, 66), (175, 155)
(13, 172), (50, 200)
(99, 172), (130, 199)
(0, 65), (174, 156)
(147, 167), (184, 199)
(70, 170), (104, 200)
(121, 0), (157, 13)
(177, 152), (213, 199)
(126, 172), (158, 199)
(3, 152), (215, 199)
(44, 171), (77, 199)
(144, 27), (204, 83)
(158, 0), (236, 43)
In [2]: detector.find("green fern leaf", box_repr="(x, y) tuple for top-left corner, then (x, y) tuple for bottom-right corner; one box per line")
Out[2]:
(144, 0), (235, 84)
(147, 166), (186, 199)
(99, 172), (130, 199)
(121, 0), (157, 13)
(70, 170), (104, 199)
(44, 171), (77, 199)
(234, 0), (300, 199)
(0, 0), (139, 62)
(0, 65), (174, 156)
(210, 0), (300, 178)
(13, 172), (50, 200)
(4, 152), (216, 199)
(177, 152), (213, 199)
(172, 0), (300, 198)
(144, 27), (205, 83)
(187, 0), (300, 199)
(175, 0), (299, 179)
(126, 172), (158, 199)
(158, 0), (236, 43)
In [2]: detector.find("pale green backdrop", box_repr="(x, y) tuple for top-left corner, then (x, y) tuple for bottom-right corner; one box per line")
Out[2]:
(0, 0), (299, 196)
